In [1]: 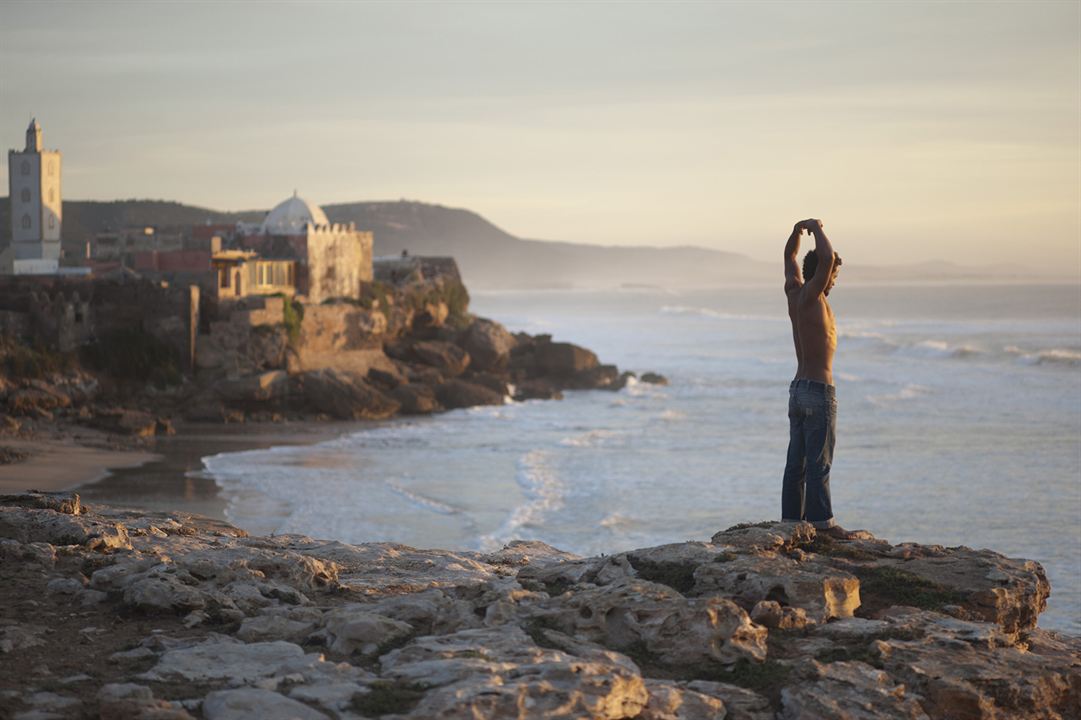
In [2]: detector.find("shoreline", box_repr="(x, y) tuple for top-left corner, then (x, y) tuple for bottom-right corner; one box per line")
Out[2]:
(0, 419), (370, 522)
(72, 419), (374, 522)
(0, 432), (160, 495)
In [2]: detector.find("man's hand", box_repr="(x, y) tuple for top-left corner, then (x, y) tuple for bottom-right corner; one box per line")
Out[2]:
(798, 219), (823, 233)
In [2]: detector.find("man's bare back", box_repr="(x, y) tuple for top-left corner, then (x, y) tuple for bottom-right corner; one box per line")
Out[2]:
(780, 218), (855, 539)
(784, 219), (839, 384)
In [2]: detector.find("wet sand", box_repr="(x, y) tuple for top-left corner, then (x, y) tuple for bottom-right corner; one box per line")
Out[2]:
(71, 421), (362, 521)
(0, 437), (158, 494)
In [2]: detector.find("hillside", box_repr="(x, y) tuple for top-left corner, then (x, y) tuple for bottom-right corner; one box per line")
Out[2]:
(1, 197), (767, 288)
(0, 197), (1053, 288)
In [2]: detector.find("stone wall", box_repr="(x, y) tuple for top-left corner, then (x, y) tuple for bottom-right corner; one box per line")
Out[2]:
(287, 303), (394, 375)
(374, 256), (461, 285)
(194, 296), (287, 377)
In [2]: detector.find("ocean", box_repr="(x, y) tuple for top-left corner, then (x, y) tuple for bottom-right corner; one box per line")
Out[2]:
(199, 283), (1081, 634)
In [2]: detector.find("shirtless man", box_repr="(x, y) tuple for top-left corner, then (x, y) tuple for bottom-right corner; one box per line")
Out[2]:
(782, 219), (854, 538)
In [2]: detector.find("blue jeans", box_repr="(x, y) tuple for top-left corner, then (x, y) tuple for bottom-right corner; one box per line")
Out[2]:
(782, 379), (837, 529)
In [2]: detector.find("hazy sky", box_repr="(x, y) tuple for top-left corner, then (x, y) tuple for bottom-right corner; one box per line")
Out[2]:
(1, 1), (1078, 271)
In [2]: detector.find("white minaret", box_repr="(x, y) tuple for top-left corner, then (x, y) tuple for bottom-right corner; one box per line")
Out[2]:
(7, 118), (62, 273)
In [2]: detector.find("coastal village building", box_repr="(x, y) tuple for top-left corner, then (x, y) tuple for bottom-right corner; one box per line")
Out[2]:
(237, 192), (373, 304)
(211, 250), (296, 299)
(4, 119), (62, 274)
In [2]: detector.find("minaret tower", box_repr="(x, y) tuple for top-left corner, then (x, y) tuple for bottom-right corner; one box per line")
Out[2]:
(7, 118), (62, 273)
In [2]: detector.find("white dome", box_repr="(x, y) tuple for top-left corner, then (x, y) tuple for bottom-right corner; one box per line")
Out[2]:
(260, 192), (329, 235)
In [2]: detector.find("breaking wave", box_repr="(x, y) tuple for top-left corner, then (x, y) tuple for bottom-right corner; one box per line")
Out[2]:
(477, 450), (565, 551)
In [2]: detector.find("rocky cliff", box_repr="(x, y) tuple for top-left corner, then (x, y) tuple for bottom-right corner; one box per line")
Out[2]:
(0, 492), (1076, 719)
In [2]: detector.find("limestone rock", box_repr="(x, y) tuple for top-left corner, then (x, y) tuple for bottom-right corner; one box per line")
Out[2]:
(0, 506), (130, 550)
(240, 537), (496, 592)
(97, 683), (195, 720)
(202, 689), (328, 720)
(0, 491), (81, 515)
(779, 660), (929, 719)
(321, 607), (414, 655)
(693, 552), (861, 623)
(381, 626), (649, 720)
(640, 372), (669, 385)
(141, 638), (324, 685)
(479, 539), (581, 568)
(236, 614), (317, 644)
(534, 578), (768, 666)
(710, 521), (816, 553)
(639, 679), (726, 720)
(0, 539), (57, 568)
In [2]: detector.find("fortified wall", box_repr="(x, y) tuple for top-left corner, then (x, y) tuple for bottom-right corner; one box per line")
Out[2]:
(0, 256), (463, 387)
(0, 276), (199, 371)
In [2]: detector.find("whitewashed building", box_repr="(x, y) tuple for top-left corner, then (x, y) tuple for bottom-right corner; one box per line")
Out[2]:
(4, 119), (63, 274)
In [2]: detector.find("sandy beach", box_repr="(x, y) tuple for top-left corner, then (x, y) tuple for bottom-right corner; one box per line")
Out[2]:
(0, 437), (158, 494)
(0, 420), (363, 520)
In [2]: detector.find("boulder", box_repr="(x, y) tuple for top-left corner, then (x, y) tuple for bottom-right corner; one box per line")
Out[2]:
(392, 384), (441, 415)
(97, 683), (195, 720)
(5, 384), (72, 416)
(412, 340), (470, 377)
(0, 506), (130, 550)
(534, 341), (599, 375)
(0, 491), (81, 515)
(321, 607), (415, 655)
(563, 364), (624, 390)
(533, 578), (768, 667)
(90, 409), (159, 437)
(514, 378), (563, 401)
(141, 638), (324, 685)
(214, 371), (289, 405)
(407, 365), (445, 387)
(435, 380), (504, 410)
(462, 371), (509, 397)
(202, 689), (329, 720)
(295, 369), (400, 420)
(460, 319), (516, 372)
(380, 626), (649, 720)
(779, 661), (930, 719)
(367, 364), (408, 390)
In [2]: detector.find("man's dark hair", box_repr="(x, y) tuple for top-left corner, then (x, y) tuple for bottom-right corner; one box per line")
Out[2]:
(803, 249), (843, 282)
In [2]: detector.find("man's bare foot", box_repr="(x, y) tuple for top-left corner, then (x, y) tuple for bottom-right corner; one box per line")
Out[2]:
(819, 525), (861, 540)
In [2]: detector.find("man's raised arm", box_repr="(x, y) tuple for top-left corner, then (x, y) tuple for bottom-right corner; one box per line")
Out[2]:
(800, 219), (835, 299)
(783, 222), (803, 294)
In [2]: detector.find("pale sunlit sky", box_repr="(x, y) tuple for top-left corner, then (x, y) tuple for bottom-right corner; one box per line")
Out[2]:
(1, 1), (1078, 271)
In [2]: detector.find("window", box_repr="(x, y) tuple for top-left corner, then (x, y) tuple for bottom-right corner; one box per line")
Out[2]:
(20, 189), (30, 203)
(21, 214), (31, 229)
(20, 160), (29, 176)
(220, 268), (230, 288)
(48, 161), (55, 176)
(48, 216), (55, 229)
